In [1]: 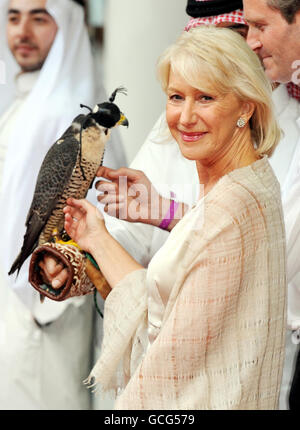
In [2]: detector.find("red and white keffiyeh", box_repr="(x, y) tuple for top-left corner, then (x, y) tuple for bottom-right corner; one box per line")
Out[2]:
(287, 82), (300, 102)
(184, 8), (246, 31)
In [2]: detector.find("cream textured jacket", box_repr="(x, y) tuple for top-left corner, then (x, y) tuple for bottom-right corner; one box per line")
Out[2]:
(99, 87), (299, 410)
(90, 157), (287, 410)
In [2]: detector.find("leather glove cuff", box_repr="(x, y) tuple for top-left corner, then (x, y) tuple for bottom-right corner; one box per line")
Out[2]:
(29, 242), (95, 301)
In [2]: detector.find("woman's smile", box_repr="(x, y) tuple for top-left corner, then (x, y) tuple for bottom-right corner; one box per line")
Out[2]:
(179, 131), (208, 142)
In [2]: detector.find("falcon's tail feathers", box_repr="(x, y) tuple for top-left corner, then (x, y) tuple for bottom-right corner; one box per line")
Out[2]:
(8, 214), (44, 277)
(8, 255), (26, 277)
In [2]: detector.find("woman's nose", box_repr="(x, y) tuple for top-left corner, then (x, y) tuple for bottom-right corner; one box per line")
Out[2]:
(179, 101), (197, 127)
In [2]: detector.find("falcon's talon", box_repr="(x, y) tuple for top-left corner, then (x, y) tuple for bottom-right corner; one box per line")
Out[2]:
(51, 228), (81, 249)
(57, 239), (81, 250)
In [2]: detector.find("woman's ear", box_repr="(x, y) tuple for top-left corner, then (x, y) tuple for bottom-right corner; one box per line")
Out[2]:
(241, 101), (255, 122)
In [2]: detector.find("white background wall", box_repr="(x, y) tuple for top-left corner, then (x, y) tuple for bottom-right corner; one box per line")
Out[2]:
(102, 0), (188, 164)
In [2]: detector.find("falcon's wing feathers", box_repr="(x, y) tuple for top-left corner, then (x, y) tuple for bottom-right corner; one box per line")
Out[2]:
(9, 122), (81, 276)
(27, 130), (80, 224)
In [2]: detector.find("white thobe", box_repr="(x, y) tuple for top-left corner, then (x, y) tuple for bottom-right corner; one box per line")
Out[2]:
(270, 85), (300, 410)
(0, 72), (93, 410)
(0, 72), (39, 188)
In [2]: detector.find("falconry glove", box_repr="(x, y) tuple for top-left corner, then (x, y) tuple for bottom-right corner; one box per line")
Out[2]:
(29, 241), (112, 301)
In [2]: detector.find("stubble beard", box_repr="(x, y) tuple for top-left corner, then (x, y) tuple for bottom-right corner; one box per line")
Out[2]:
(20, 60), (44, 72)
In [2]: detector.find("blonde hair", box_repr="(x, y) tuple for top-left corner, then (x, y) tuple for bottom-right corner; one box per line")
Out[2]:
(157, 26), (281, 157)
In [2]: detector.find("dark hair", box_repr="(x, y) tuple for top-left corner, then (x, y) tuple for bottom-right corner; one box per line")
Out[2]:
(72, 0), (85, 7)
(267, 0), (300, 23)
(186, 0), (243, 18)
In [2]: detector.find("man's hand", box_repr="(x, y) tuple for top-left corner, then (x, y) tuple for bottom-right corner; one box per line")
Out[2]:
(38, 255), (69, 289)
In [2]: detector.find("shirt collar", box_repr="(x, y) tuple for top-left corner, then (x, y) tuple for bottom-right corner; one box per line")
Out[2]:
(15, 70), (40, 98)
(272, 84), (290, 117)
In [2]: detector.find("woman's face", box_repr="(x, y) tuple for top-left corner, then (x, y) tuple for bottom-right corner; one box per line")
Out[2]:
(166, 68), (248, 164)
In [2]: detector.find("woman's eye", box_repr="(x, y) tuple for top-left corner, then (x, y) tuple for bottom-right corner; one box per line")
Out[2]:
(200, 95), (213, 102)
(169, 94), (183, 103)
(170, 94), (182, 100)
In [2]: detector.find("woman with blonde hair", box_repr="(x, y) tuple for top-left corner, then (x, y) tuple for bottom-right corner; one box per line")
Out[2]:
(63, 27), (286, 409)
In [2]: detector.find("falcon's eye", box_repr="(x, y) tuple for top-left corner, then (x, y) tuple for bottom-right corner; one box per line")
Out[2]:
(92, 105), (99, 114)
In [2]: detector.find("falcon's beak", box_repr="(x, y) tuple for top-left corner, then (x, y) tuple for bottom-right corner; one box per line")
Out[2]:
(118, 113), (129, 127)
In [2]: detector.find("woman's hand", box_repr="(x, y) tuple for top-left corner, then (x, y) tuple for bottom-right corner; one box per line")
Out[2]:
(63, 197), (107, 255)
(96, 166), (164, 227)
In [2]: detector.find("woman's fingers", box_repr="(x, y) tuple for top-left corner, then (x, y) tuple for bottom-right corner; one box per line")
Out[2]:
(96, 180), (124, 205)
(103, 202), (125, 217)
(97, 166), (142, 182)
(96, 180), (117, 192)
(64, 213), (77, 236)
(63, 205), (85, 220)
(98, 193), (124, 205)
(108, 167), (141, 181)
(96, 166), (115, 178)
(65, 197), (93, 212)
(64, 198), (97, 227)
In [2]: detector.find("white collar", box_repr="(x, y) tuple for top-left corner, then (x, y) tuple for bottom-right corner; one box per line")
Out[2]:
(272, 83), (300, 128)
(272, 84), (290, 117)
(15, 71), (40, 98)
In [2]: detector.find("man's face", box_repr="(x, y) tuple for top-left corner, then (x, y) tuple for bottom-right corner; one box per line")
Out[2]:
(7, 0), (58, 72)
(217, 22), (249, 39)
(244, 0), (300, 83)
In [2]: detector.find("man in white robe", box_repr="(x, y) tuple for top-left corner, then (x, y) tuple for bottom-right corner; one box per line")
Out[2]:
(0, 0), (126, 410)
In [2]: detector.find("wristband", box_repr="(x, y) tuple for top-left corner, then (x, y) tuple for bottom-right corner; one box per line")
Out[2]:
(159, 191), (179, 230)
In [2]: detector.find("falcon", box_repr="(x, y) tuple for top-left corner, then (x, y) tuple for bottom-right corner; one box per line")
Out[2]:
(9, 87), (128, 276)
